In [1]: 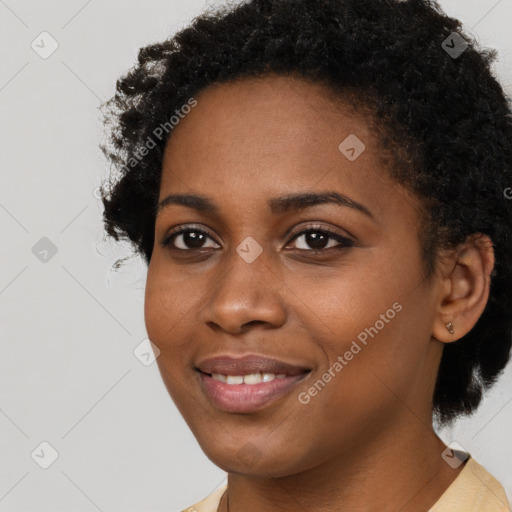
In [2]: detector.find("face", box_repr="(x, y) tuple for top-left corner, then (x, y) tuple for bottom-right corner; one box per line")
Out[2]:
(144, 74), (444, 477)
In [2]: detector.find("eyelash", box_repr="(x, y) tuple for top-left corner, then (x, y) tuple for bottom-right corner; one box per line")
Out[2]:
(160, 224), (354, 254)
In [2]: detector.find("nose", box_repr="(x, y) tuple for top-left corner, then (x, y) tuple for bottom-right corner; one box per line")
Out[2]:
(199, 248), (287, 334)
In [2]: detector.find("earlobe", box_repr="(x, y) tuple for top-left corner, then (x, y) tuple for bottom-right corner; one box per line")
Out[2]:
(432, 233), (494, 344)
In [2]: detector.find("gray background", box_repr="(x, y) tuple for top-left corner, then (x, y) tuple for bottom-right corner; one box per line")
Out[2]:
(1, 1), (511, 510)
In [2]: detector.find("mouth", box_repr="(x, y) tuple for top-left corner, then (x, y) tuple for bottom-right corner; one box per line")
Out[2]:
(194, 354), (312, 413)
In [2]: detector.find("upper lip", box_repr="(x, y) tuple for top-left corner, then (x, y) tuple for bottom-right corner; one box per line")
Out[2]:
(195, 354), (312, 376)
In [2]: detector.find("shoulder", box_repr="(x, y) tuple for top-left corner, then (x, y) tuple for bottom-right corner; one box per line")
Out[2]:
(429, 456), (510, 512)
(178, 483), (227, 512)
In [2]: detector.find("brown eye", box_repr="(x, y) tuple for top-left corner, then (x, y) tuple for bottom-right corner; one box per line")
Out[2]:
(162, 228), (219, 251)
(287, 227), (354, 252)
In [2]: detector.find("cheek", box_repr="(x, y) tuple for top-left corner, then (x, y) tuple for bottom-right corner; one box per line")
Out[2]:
(291, 252), (429, 407)
(144, 257), (200, 339)
(143, 262), (201, 411)
(144, 261), (198, 377)
(291, 312), (414, 450)
(144, 264), (169, 344)
(306, 294), (435, 439)
(288, 258), (407, 353)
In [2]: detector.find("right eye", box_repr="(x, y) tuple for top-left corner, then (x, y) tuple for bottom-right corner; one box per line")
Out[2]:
(161, 226), (220, 251)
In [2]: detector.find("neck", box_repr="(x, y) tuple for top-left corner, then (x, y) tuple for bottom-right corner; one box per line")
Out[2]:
(218, 416), (465, 512)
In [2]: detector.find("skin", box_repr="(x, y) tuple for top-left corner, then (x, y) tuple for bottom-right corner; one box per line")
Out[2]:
(144, 74), (495, 512)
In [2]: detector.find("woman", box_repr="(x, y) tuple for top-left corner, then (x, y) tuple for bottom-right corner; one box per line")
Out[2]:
(99, 0), (512, 510)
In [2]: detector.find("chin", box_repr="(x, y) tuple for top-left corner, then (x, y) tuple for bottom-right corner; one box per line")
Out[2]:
(197, 435), (311, 477)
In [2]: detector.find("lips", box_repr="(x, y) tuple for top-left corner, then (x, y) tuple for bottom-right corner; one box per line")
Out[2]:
(195, 354), (312, 377)
(194, 354), (313, 413)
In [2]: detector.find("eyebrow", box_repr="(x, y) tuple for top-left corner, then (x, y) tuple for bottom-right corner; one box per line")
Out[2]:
(155, 191), (376, 221)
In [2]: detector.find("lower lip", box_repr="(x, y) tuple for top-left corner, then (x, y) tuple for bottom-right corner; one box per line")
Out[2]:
(198, 371), (310, 413)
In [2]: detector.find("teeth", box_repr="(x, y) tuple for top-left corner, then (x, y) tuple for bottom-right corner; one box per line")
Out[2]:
(243, 373), (262, 384)
(210, 372), (288, 384)
(226, 375), (244, 384)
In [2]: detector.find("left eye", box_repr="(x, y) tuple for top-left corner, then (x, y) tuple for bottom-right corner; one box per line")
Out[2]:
(287, 228), (353, 252)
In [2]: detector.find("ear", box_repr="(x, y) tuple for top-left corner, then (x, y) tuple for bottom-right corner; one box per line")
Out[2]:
(432, 233), (495, 344)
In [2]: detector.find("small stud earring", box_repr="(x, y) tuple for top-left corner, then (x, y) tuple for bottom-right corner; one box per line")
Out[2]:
(446, 322), (454, 334)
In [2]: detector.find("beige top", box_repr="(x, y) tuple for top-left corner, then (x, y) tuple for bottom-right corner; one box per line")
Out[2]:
(179, 456), (510, 512)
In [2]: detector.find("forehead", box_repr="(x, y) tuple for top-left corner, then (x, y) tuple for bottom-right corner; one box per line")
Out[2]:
(159, 74), (406, 221)
(163, 74), (374, 163)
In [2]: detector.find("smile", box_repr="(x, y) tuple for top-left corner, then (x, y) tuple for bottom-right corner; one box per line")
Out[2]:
(209, 372), (287, 384)
(194, 353), (313, 413)
(197, 370), (311, 413)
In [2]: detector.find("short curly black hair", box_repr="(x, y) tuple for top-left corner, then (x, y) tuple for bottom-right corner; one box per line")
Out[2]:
(99, 0), (512, 427)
